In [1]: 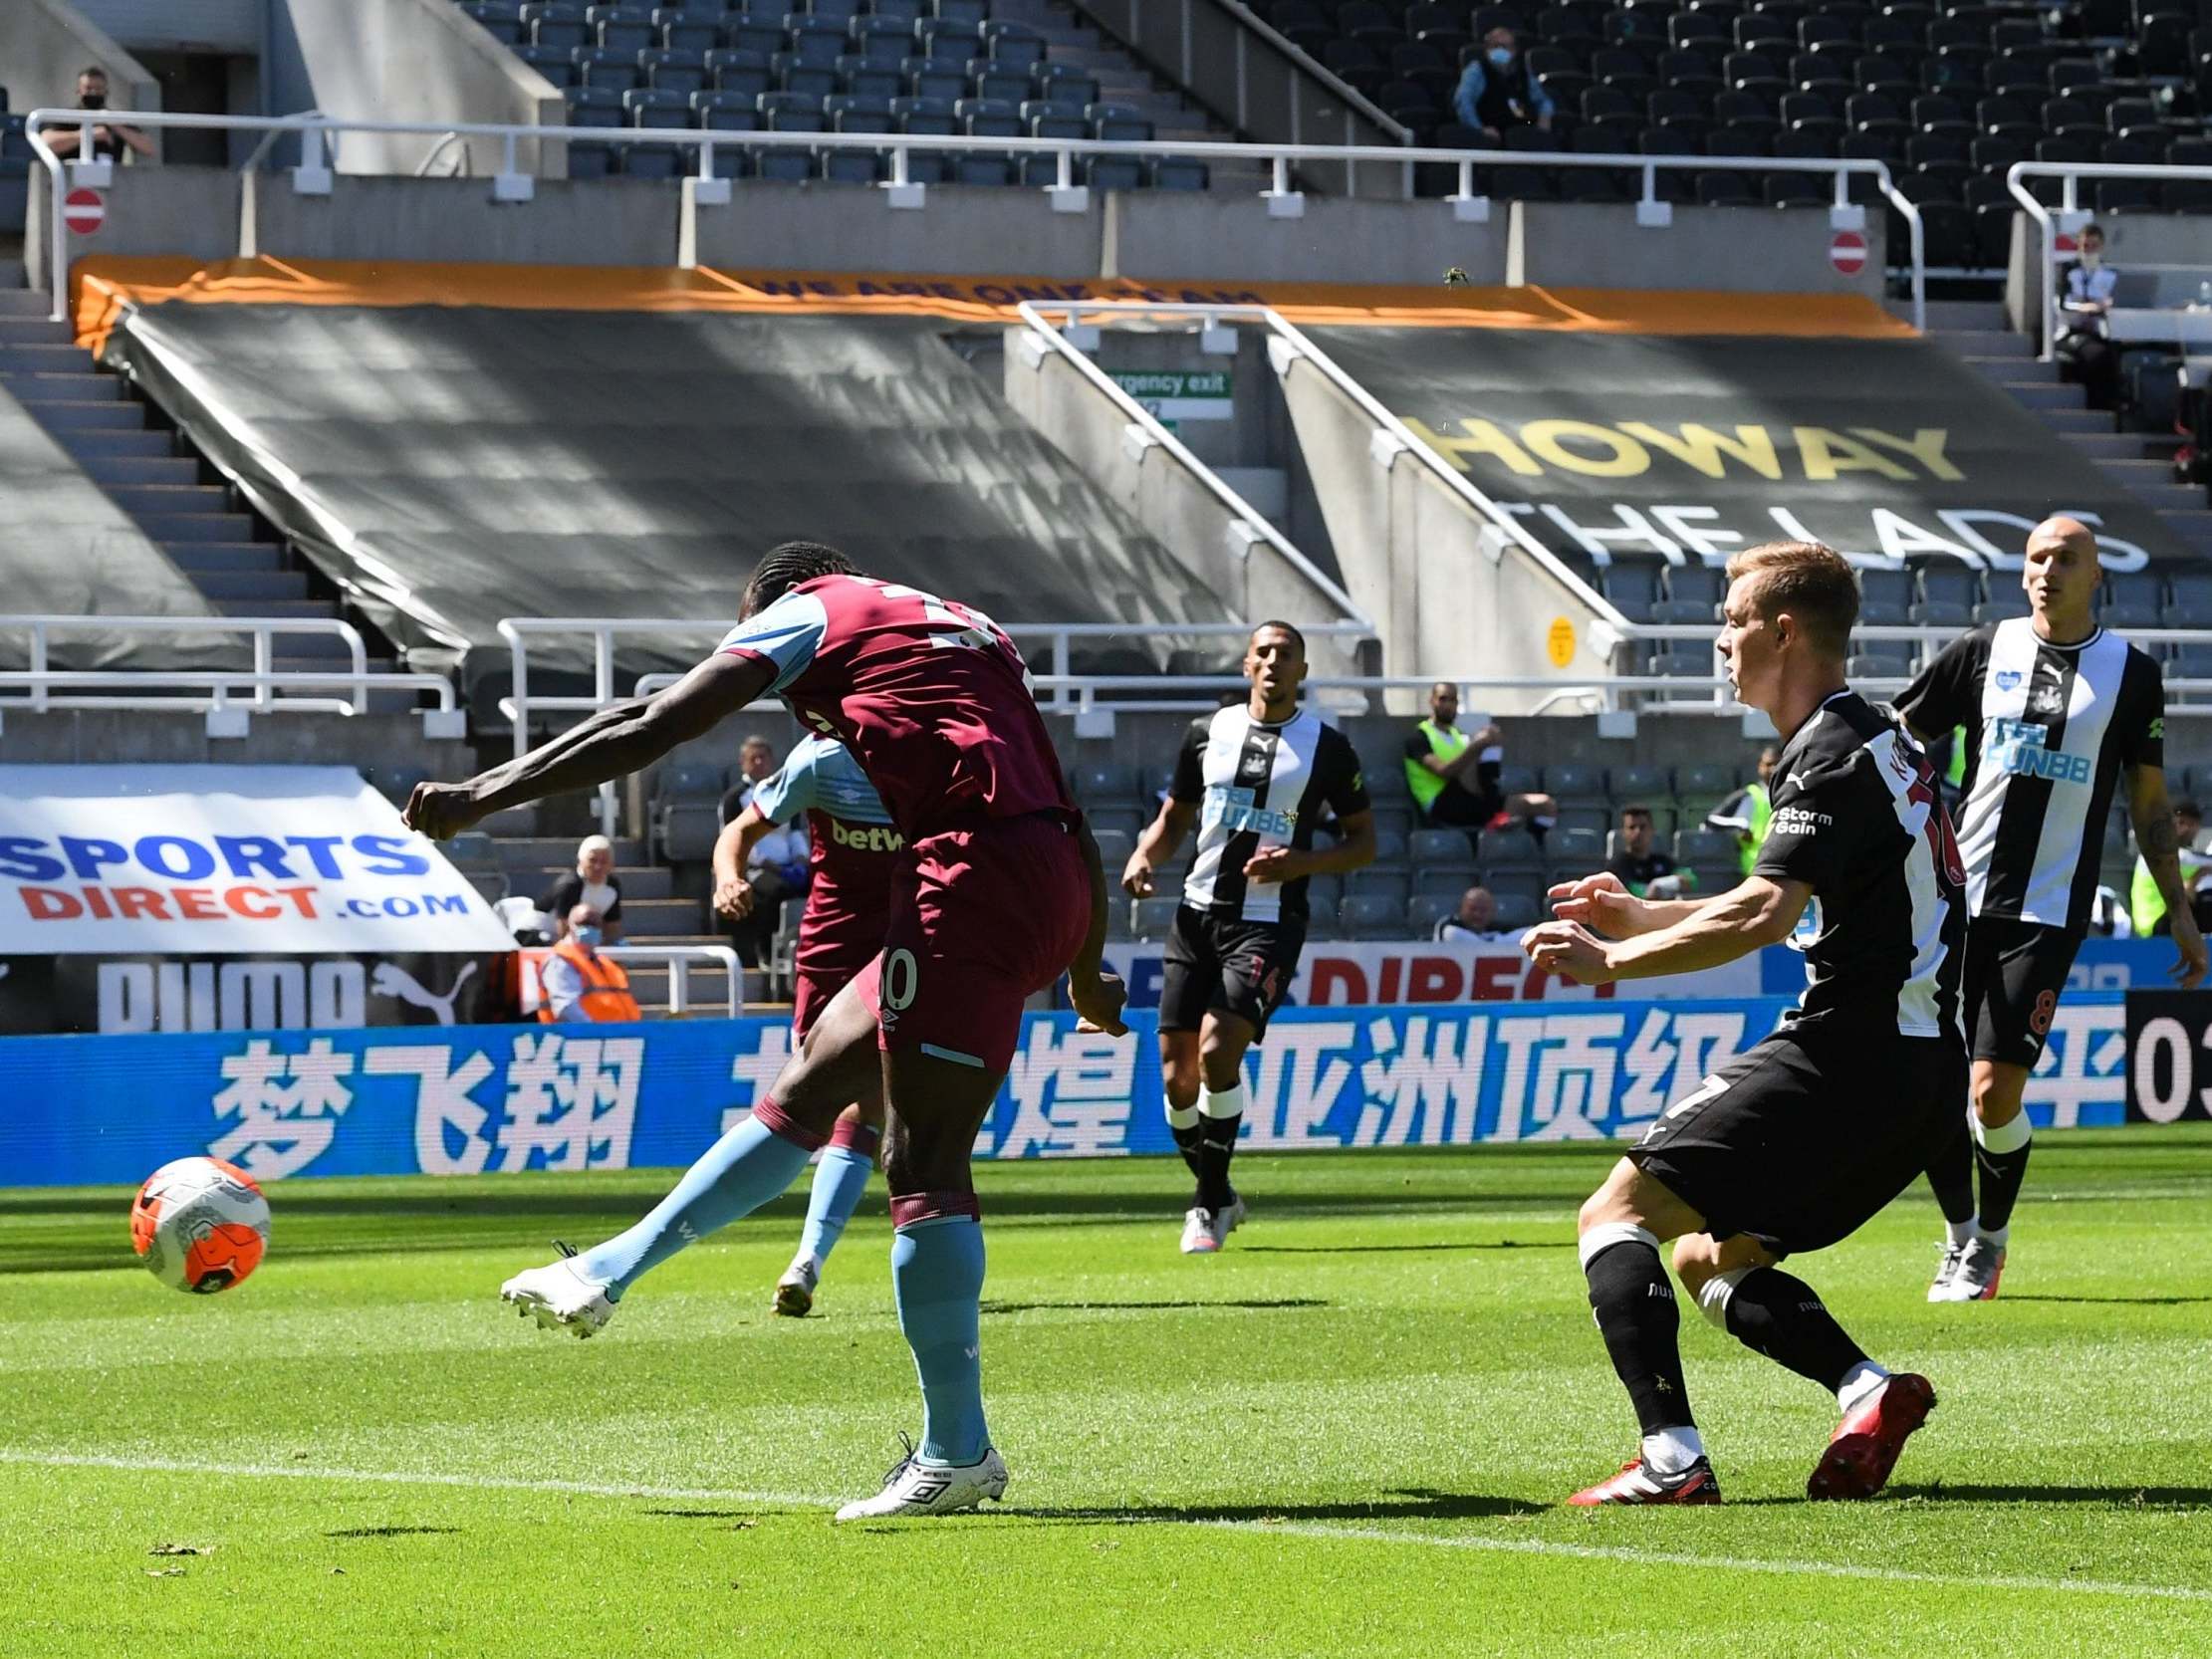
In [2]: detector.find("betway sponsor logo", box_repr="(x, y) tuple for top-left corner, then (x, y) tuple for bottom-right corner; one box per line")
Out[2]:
(828, 819), (904, 853)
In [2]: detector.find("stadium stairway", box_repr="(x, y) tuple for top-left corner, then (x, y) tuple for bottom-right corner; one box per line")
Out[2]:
(0, 284), (370, 675)
(971, 0), (1272, 192)
(1924, 298), (2212, 560)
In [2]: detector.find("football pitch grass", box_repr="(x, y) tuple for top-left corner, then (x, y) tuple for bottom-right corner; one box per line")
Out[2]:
(4, 1129), (2209, 1658)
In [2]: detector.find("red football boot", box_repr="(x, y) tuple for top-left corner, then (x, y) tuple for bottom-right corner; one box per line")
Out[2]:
(1567, 1454), (1722, 1507)
(1807, 1373), (1936, 1501)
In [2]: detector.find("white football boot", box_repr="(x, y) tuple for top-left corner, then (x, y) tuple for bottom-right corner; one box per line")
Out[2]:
(1925, 1241), (1966, 1303)
(1211, 1193), (1249, 1245)
(773, 1255), (821, 1317)
(1180, 1206), (1220, 1255)
(834, 1438), (1010, 1523)
(500, 1245), (616, 1337)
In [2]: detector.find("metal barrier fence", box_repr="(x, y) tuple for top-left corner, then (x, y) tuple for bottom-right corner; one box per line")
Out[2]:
(24, 109), (1924, 329)
(0, 614), (459, 731)
(2006, 159), (2212, 362)
(517, 943), (746, 1019)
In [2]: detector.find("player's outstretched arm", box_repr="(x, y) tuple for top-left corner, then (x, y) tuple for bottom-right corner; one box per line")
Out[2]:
(2127, 764), (2209, 990)
(1069, 819), (1128, 1036)
(1524, 875), (1808, 985)
(1547, 871), (1701, 937)
(404, 652), (774, 840)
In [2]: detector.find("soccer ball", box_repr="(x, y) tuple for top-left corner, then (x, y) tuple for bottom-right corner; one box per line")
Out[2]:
(129, 1156), (270, 1294)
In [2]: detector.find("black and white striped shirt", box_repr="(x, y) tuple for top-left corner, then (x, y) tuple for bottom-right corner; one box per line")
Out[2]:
(1898, 618), (2164, 933)
(1171, 705), (1369, 926)
(1758, 689), (1967, 1041)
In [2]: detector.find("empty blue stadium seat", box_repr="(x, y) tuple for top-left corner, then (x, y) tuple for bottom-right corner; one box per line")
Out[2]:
(1150, 156), (1208, 189)
(917, 17), (982, 59)
(564, 85), (627, 125)
(787, 15), (848, 66)
(956, 97), (1021, 136)
(641, 47), (708, 93)
(574, 44), (643, 87)
(462, 3), (525, 44)
(826, 92), (893, 128)
(892, 94), (957, 133)
(625, 87), (691, 126)
(526, 1), (590, 49)
(722, 19), (784, 54)
(1090, 103), (1152, 141)
(954, 152), (1014, 184)
(519, 43), (579, 83)
(707, 46), (771, 94)
(810, 0), (863, 19)
(657, 11), (718, 52)
(593, 5), (655, 52)
(692, 90), (762, 128)
(971, 65), (1035, 104)
(870, 0), (923, 22)
(820, 147), (881, 182)
(905, 61), (967, 101)
(983, 24), (1045, 66)
(753, 146), (814, 179)
(838, 62), (901, 99)
(757, 90), (827, 129)
(934, 0), (987, 24)
(773, 55), (838, 97)
(852, 15), (914, 65)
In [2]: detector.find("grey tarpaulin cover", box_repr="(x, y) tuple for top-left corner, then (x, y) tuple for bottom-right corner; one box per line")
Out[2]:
(102, 305), (1235, 699)
(1303, 326), (2191, 569)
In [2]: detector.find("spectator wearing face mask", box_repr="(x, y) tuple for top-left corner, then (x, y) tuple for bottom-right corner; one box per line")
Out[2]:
(538, 903), (642, 1024)
(44, 67), (155, 162)
(2056, 222), (2119, 410)
(1451, 28), (1555, 140)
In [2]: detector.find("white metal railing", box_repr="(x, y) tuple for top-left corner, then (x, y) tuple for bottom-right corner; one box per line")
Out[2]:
(24, 109), (1924, 330)
(0, 614), (453, 715)
(1010, 301), (1370, 629)
(2007, 160), (2212, 362)
(499, 617), (1378, 745)
(517, 942), (746, 1019)
(1017, 299), (1633, 635)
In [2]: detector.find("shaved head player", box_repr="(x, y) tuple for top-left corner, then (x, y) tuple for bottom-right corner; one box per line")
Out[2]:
(405, 543), (1127, 1522)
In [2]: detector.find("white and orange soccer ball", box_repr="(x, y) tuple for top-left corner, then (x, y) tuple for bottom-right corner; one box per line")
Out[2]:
(129, 1156), (271, 1294)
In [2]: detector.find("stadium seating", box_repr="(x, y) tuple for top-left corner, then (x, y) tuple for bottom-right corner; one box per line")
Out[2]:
(457, 0), (1230, 188)
(1249, 0), (2212, 268)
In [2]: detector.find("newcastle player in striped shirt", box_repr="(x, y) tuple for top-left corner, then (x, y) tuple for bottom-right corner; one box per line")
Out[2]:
(1896, 516), (2206, 1303)
(1122, 622), (1376, 1254)
(1528, 541), (1960, 1505)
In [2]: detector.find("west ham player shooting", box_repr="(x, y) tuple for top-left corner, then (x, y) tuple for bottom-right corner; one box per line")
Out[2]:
(1122, 622), (1375, 1254)
(713, 735), (898, 1317)
(404, 544), (1127, 1522)
(1896, 516), (2205, 1303)
(1526, 541), (1961, 1506)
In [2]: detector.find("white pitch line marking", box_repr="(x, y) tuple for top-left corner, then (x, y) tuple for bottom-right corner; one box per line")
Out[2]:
(8, 1447), (2210, 1604)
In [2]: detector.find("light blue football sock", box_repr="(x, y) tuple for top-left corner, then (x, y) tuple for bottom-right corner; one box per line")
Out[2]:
(576, 1113), (813, 1299)
(799, 1145), (872, 1267)
(892, 1215), (989, 1465)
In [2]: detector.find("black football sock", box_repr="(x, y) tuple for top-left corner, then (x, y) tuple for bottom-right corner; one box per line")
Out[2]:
(1720, 1267), (1869, 1395)
(1196, 1089), (1243, 1215)
(1582, 1230), (1696, 1435)
(1166, 1104), (1204, 1199)
(1924, 1114), (1978, 1232)
(1971, 1112), (2034, 1236)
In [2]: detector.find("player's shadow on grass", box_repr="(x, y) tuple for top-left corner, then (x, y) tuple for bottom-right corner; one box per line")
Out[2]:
(2001, 1294), (2212, 1305)
(1883, 1484), (2212, 1507)
(324, 1526), (462, 1539)
(1241, 1240), (1574, 1255)
(981, 1298), (1328, 1314)
(1025, 1489), (1548, 1526)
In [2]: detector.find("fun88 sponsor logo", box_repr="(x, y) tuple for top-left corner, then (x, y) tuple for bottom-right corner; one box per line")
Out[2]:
(1204, 786), (1296, 839)
(1991, 719), (2091, 786)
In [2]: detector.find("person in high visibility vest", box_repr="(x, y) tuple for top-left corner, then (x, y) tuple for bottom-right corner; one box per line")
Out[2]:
(2132, 797), (2212, 937)
(1401, 681), (1556, 848)
(538, 903), (642, 1023)
(1704, 745), (1780, 877)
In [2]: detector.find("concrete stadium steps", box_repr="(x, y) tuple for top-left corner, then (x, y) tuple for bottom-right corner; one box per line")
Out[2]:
(493, 836), (648, 876)
(1926, 300), (2212, 554)
(0, 301), (385, 667)
(988, 0), (1273, 191)
(0, 289), (49, 318)
(519, 864), (676, 901)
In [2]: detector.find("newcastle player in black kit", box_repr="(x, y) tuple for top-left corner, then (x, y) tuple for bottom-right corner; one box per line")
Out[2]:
(1527, 541), (1963, 1506)
(1123, 622), (1375, 1254)
(1897, 517), (2205, 1302)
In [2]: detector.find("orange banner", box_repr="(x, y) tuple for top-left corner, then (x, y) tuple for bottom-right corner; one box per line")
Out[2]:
(68, 255), (1914, 356)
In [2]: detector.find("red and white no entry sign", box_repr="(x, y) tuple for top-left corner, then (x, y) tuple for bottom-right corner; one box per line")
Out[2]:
(63, 187), (105, 236)
(1829, 228), (1866, 275)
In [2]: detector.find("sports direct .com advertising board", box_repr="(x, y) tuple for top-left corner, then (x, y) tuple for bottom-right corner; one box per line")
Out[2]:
(0, 766), (514, 1035)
